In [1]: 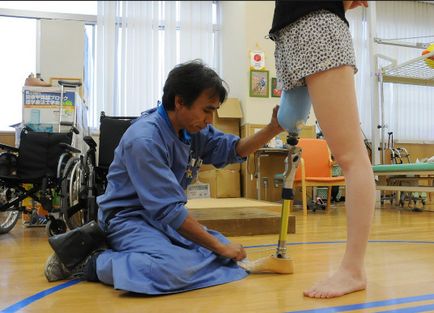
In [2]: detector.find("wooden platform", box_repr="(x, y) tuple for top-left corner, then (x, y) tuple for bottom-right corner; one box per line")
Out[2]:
(187, 198), (295, 236)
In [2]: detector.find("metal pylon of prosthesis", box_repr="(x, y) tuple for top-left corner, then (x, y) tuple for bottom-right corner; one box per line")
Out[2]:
(237, 134), (300, 274)
(276, 134), (301, 258)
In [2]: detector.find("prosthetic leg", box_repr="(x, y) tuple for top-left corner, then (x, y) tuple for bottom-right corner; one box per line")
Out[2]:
(239, 87), (310, 274)
(239, 134), (301, 274)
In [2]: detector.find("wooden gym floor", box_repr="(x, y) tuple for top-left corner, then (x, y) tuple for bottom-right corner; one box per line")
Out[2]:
(2, 201), (434, 313)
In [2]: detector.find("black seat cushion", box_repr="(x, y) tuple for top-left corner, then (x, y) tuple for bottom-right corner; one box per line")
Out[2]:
(17, 129), (72, 179)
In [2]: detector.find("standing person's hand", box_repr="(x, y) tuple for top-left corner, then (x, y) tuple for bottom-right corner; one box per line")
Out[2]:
(343, 1), (368, 12)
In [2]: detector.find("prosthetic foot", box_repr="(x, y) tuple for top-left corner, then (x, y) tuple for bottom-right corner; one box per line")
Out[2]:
(239, 254), (293, 274)
(240, 135), (301, 274)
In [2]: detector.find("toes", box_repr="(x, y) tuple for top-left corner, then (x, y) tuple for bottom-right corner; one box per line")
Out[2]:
(303, 290), (312, 297)
(304, 286), (345, 299)
(303, 288), (321, 298)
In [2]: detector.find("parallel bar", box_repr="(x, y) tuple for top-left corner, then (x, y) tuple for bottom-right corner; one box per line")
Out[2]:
(376, 186), (434, 192)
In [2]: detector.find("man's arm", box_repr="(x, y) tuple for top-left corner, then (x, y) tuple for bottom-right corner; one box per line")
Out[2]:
(235, 105), (283, 157)
(177, 214), (246, 261)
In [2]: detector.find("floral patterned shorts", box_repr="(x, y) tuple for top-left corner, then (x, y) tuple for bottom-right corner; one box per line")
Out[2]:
(274, 10), (357, 90)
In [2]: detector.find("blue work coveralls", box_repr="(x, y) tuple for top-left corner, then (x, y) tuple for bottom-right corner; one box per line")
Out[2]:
(96, 105), (248, 294)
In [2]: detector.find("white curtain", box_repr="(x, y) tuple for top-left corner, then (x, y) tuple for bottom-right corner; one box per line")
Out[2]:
(347, 1), (434, 143)
(346, 7), (372, 140)
(93, 1), (215, 128)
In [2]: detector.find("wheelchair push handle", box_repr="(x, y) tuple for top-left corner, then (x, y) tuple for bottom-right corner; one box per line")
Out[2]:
(58, 80), (82, 88)
(60, 121), (80, 134)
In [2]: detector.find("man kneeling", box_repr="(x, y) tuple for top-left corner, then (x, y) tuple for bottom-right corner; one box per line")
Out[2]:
(44, 59), (283, 295)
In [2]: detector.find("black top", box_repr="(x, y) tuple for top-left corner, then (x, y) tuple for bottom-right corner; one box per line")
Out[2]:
(269, 1), (349, 39)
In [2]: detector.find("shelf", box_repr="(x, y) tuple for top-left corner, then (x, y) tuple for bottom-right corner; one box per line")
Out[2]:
(381, 50), (434, 86)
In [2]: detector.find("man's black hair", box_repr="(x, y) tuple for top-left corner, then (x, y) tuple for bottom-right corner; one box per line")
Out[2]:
(162, 59), (228, 110)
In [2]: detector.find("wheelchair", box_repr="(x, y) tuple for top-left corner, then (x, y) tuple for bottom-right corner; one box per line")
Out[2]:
(59, 135), (97, 230)
(0, 125), (78, 235)
(60, 111), (137, 230)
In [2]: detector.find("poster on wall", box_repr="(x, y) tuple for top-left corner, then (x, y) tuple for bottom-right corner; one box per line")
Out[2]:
(249, 70), (269, 98)
(250, 50), (265, 70)
(271, 77), (283, 98)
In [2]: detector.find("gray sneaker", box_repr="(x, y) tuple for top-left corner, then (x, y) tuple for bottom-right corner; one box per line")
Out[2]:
(44, 253), (86, 282)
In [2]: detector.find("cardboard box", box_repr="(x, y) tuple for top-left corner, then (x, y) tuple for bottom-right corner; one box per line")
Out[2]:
(198, 169), (241, 198)
(200, 162), (241, 172)
(299, 125), (316, 139)
(22, 86), (77, 132)
(22, 86), (76, 106)
(23, 107), (75, 125)
(186, 182), (211, 199)
(240, 123), (316, 200)
(213, 98), (243, 136)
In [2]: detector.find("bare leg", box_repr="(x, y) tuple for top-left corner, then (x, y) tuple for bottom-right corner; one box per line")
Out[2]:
(304, 65), (375, 298)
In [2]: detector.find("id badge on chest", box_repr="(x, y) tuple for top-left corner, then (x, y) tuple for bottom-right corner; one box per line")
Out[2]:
(185, 156), (203, 184)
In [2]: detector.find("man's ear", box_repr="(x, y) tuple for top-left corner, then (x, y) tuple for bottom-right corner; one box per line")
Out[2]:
(174, 95), (184, 110)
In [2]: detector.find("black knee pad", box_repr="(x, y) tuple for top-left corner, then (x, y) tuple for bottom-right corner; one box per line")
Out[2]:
(48, 221), (106, 270)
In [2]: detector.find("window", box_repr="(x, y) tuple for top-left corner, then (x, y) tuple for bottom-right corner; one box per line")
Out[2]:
(0, 1), (97, 15)
(0, 16), (36, 131)
(92, 1), (220, 129)
(0, 2), (96, 131)
(0, 1), (219, 131)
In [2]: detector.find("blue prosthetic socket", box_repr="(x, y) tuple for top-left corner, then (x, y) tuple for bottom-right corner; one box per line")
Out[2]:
(277, 86), (311, 138)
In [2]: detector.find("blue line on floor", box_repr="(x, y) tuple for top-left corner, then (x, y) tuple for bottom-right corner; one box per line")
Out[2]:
(244, 240), (434, 249)
(284, 294), (434, 313)
(4, 240), (434, 312)
(377, 303), (434, 312)
(0, 279), (81, 313)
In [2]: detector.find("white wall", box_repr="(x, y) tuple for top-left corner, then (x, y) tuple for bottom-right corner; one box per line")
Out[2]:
(220, 2), (248, 111)
(221, 1), (316, 126)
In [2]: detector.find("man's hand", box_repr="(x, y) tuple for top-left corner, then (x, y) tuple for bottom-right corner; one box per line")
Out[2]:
(343, 1), (368, 12)
(178, 214), (247, 261)
(235, 105), (284, 157)
(270, 105), (284, 133)
(217, 242), (246, 261)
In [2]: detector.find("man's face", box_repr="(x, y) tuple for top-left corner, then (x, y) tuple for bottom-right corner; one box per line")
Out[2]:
(176, 90), (220, 133)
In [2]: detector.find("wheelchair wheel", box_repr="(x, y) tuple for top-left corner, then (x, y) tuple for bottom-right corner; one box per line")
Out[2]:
(69, 161), (86, 225)
(0, 152), (20, 234)
(0, 209), (20, 234)
(57, 152), (72, 179)
(45, 216), (67, 237)
(62, 158), (87, 230)
(0, 186), (20, 234)
(60, 157), (81, 228)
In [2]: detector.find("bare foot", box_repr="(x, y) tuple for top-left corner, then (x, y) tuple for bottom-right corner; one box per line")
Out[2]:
(303, 268), (367, 298)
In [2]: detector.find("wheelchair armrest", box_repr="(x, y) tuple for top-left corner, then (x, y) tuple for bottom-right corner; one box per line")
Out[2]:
(83, 136), (97, 150)
(0, 143), (18, 153)
(59, 142), (81, 154)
